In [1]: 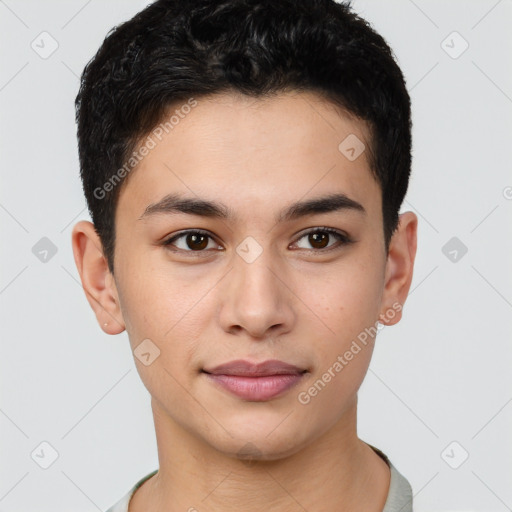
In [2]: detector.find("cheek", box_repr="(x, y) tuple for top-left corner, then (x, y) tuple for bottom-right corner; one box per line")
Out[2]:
(296, 267), (381, 420)
(114, 263), (201, 374)
(295, 254), (384, 397)
(115, 269), (208, 410)
(117, 256), (197, 332)
(304, 256), (385, 341)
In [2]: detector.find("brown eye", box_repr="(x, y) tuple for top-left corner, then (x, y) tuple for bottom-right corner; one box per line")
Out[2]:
(308, 232), (329, 249)
(293, 228), (351, 252)
(163, 230), (221, 252)
(185, 233), (208, 250)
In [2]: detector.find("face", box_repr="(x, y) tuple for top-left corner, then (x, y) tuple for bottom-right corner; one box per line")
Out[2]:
(73, 90), (417, 461)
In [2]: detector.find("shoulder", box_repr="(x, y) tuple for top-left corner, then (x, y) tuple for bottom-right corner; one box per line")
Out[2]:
(104, 469), (159, 512)
(368, 444), (413, 512)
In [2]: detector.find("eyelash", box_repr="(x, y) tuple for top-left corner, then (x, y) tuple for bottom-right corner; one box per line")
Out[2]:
(162, 227), (353, 255)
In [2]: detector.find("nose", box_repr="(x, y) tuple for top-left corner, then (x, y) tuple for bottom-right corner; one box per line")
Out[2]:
(217, 244), (296, 340)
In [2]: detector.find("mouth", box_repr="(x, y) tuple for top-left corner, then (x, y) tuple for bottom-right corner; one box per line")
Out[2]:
(201, 359), (308, 401)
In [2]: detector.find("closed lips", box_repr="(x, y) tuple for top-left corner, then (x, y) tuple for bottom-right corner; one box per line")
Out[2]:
(202, 359), (307, 376)
(202, 359), (308, 401)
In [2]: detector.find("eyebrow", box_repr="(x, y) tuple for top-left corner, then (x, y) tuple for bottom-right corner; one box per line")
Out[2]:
(138, 192), (366, 223)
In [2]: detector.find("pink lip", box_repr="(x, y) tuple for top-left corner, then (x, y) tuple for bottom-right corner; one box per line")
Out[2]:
(202, 359), (306, 401)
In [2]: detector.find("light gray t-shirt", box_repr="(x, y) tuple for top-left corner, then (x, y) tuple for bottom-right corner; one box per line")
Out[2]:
(105, 445), (412, 512)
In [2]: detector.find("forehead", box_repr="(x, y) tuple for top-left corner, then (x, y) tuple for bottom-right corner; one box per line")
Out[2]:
(116, 90), (380, 225)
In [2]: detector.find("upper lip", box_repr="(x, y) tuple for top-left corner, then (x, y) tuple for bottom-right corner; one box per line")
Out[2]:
(203, 359), (306, 376)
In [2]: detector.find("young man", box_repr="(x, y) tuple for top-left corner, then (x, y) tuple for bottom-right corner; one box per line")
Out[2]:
(71, 0), (418, 510)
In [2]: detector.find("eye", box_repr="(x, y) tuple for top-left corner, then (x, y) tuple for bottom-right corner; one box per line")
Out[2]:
(291, 227), (352, 252)
(162, 227), (353, 256)
(163, 230), (222, 253)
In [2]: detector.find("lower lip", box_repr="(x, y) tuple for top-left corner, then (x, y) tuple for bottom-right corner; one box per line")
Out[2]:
(203, 373), (304, 401)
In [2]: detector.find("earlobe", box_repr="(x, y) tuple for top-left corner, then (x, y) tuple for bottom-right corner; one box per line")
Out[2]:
(71, 220), (125, 334)
(379, 211), (418, 326)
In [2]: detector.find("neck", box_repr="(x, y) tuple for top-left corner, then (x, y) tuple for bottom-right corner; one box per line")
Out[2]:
(130, 397), (390, 512)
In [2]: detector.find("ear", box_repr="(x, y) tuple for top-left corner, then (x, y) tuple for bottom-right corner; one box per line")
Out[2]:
(379, 211), (418, 326)
(71, 220), (125, 334)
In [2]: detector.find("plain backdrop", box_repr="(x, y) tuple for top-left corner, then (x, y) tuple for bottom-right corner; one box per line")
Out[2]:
(1, 1), (511, 511)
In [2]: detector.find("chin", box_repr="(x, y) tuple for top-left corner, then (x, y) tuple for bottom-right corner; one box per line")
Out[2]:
(206, 420), (314, 463)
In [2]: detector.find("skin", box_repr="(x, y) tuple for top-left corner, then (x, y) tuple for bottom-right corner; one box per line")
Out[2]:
(72, 90), (417, 512)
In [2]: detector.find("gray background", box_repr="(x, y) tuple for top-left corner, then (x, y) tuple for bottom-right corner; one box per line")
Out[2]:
(1, 0), (511, 510)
